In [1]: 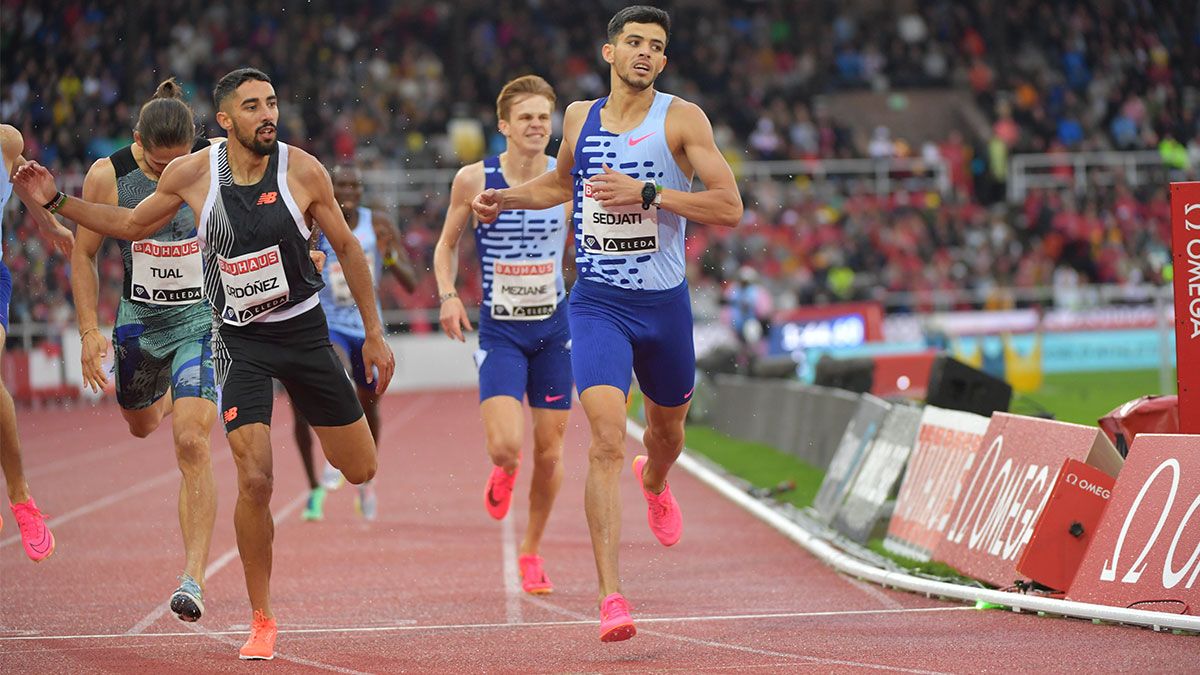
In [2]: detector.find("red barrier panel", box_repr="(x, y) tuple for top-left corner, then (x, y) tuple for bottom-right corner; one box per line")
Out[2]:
(1171, 182), (1200, 433)
(1068, 434), (1200, 614)
(883, 407), (991, 562)
(933, 413), (1122, 588)
(870, 351), (937, 398)
(0, 349), (33, 402)
(1016, 459), (1115, 592)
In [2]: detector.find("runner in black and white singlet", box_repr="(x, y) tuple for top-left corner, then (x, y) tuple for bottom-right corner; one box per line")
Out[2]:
(14, 67), (395, 662)
(435, 75), (572, 596)
(70, 79), (219, 623)
(0, 123), (72, 566)
(471, 7), (742, 642)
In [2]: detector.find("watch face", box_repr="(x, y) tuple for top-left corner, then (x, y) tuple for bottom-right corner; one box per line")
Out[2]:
(642, 183), (656, 201)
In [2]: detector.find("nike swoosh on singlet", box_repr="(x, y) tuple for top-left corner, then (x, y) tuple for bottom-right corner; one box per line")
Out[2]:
(628, 132), (656, 147)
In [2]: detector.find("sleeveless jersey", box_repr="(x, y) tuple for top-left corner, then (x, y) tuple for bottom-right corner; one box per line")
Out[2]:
(476, 154), (566, 320)
(317, 205), (383, 337)
(111, 139), (211, 336)
(197, 141), (322, 328)
(572, 92), (692, 290)
(0, 159), (11, 255)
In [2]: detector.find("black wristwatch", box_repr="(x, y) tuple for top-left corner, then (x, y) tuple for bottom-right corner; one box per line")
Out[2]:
(641, 181), (659, 210)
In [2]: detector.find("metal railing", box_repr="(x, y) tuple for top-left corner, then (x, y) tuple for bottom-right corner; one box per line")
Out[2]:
(1007, 150), (1178, 202)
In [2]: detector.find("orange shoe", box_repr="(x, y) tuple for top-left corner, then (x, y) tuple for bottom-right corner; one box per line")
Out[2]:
(632, 455), (682, 547)
(238, 610), (277, 660)
(11, 498), (55, 562)
(518, 554), (554, 595)
(484, 465), (517, 520)
(599, 592), (636, 642)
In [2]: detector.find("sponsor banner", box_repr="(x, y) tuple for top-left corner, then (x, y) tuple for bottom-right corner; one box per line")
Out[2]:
(1016, 459), (1115, 592)
(884, 407), (991, 562)
(769, 301), (884, 356)
(1068, 434), (1200, 612)
(832, 405), (923, 543)
(933, 413), (1122, 588)
(813, 394), (892, 521)
(1171, 182), (1200, 433)
(885, 307), (1174, 343)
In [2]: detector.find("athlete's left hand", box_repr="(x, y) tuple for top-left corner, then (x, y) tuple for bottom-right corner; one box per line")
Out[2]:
(589, 164), (643, 208)
(309, 250), (326, 273)
(30, 208), (74, 256)
(362, 334), (395, 395)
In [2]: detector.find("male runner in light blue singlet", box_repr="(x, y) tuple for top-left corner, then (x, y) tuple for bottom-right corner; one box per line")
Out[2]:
(472, 6), (742, 641)
(293, 164), (416, 522)
(0, 123), (73, 564)
(436, 75), (572, 595)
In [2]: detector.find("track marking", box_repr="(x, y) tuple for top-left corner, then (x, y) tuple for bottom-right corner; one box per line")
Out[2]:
(125, 490), (309, 635)
(841, 573), (905, 610)
(525, 596), (956, 674)
(500, 504), (523, 623)
(0, 606), (972, 642)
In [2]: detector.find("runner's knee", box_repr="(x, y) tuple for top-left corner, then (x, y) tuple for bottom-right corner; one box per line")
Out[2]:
(174, 428), (211, 470)
(238, 470), (273, 507)
(339, 455), (376, 485)
(589, 424), (626, 463)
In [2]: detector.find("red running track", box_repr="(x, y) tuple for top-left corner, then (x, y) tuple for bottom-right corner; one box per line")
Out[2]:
(1, 391), (1195, 673)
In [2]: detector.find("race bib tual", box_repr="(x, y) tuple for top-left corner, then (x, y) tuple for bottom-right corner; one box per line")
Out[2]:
(130, 237), (204, 306)
(490, 259), (556, 321)
(217, 245), (290, 326)
(581, 179), (658, 255)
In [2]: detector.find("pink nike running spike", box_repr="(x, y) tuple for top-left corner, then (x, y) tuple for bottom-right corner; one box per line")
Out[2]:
(10, 498), (55, 562)
(484, 465), (518, 520)
(517, 553), (554, 595)
(632, 455), (682, 546)
(599, 592), (636, 642)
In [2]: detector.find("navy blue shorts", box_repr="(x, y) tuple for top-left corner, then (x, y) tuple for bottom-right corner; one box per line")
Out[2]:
(0, 261), (10, 333)
(328, 328), (373, 390)
(475, 302), (572, 410)
(568, 278), (695, 407)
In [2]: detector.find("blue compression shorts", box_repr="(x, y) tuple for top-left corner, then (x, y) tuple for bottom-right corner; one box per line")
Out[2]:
(568, 278), (695, 408)
(475, 301), (573, 410)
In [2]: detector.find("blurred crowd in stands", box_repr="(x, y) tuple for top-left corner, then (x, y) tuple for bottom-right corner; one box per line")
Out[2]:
(2, 0), (1197, 332)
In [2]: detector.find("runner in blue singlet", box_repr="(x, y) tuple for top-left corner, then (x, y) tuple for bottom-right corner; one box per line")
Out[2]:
(470, 6), (743, 641)
(436, 75), (572, 595)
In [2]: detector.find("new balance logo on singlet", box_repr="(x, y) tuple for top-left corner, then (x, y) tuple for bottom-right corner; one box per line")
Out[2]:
(256, 192), (278, 206)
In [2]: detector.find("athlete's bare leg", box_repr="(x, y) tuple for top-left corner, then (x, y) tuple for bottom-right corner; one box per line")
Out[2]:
(638, 398), (689, 494)
(228, 422), (275, 618)
(120, 393), (175, 438)
(481, 396), (523, 474)
(290, 401), (318, 490)
(0, 328), (30, 503)
(312, 416), (377, 485)
(580, 385), (630, 604)
(522, 407), (566, 555)
(171, 397), (218, 587)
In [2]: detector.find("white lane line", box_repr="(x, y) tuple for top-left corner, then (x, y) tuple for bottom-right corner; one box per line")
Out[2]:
(501, 507), (523, 624)
(525, 596), (956, 675)
(125, 490), (310, 635)
(1, 606), (972, 642)
(1, 467), (180, 549)
(841, 573), (905, 610)
(181, 620), (371, 675)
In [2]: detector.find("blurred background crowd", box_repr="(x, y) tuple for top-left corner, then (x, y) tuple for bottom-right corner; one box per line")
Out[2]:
(3, 0), (1197, 331)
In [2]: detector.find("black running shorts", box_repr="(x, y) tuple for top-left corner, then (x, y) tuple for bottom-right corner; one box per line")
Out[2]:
(215, 306), (364, 433)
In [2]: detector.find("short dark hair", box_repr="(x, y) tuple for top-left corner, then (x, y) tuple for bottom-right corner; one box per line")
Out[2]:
(135, 77), (197, 150)
(607, 5), (670, 45)
(213, 67), (272, 109)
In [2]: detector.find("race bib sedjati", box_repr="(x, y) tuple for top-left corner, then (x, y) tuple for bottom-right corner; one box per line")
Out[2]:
(581, 179), (658, 256)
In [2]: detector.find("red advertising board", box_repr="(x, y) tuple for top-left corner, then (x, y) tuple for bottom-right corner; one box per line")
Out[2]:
(884, 407), (991, 562)
(1170, 182), (1200, 434)
(933, 413), (1122, 588)
(1068, 434), (1200, 614)
(1016, 459), (1115, 592)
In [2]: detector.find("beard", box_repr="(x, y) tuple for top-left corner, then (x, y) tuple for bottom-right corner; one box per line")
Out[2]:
(616, 66), (655, 92)
(235, 121), (278, 156)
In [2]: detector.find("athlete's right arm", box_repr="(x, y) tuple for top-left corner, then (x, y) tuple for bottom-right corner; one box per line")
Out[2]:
(13, 159), (188, 241)
(70, 158), (117, 392)
(471, 101), (585, 223)
(434, 162), (482, 341)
